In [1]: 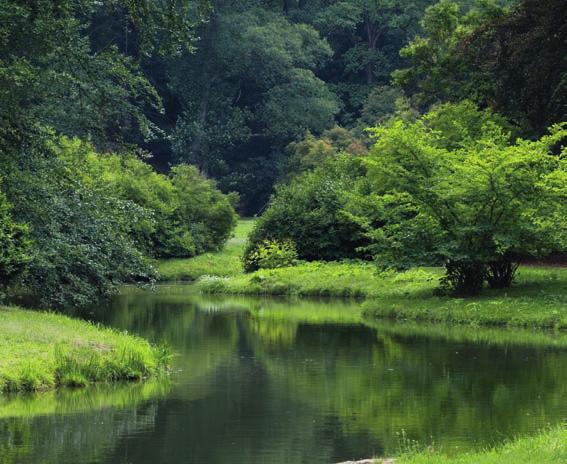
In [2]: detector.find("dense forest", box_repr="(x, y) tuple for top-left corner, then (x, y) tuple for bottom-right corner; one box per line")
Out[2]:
(0, 0), (565, 307)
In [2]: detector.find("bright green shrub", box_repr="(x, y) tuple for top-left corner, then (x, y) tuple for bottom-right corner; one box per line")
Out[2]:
(170, 164), (238, 254)
(244, 239), (298, 272)
(55, 138), (238, 259)
(366, 102), (567, 295)
(245, 155), (369, 265)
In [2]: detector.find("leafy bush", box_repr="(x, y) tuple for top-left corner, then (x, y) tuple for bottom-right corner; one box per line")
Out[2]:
(0, 190), (30, 287)
(4, 138), (157, 308)
(170, 164), (238, 254)
(244, 239), (298, 272)
(55, 138), (238, 259)
(0, 132), (238, 308)
(366, 102), (567, 294)
(245, 155), (370, 264)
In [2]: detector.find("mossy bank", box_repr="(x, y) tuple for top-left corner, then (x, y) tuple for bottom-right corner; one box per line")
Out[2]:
(0, 306), (169, 393)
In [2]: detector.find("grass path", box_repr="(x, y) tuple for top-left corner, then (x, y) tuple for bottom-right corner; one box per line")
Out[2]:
(157, 219), (255, 281)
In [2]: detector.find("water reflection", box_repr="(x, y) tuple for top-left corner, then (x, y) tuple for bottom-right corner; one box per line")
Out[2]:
(0, 285), (566, 464)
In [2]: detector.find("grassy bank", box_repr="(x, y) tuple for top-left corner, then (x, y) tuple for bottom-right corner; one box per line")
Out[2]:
(157, 219), (255, 281)
(0, 306), (169, 393)
(385, 426), (567, 464)
(194, 263), (567, 329)
(194, 262), (441, 298)
(363, 266), (567, 329)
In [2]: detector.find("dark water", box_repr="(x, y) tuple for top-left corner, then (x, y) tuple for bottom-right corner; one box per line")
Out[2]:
(1, 285), (566, 464)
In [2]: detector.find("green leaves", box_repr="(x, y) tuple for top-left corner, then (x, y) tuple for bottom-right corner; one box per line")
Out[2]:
(0, 189), (31, 287)
(365, 102), (567, 293)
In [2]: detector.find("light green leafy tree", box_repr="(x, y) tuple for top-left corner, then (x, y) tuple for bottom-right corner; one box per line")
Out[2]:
(365, 102), (566, 294)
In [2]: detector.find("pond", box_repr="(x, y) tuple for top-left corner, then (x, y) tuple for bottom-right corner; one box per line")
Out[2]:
(1, 284), (566, 463)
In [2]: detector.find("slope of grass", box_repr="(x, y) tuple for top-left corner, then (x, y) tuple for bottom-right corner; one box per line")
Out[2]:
(157, 219), (254, 281)
(0, 306), (169, 393)
(385, 426), (567, 464)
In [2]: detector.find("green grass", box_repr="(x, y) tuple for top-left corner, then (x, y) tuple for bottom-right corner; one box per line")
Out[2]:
(384, 426), (567, 464)
(194, 262), (442, 298)
(156, 219), (255, 281)
(194, 263), (567, 329)
(0, 306), (169, 393)
(364, 266), (567, 329)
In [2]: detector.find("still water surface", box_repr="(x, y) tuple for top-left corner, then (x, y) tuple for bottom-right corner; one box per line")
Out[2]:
(1, 284), (566, 463)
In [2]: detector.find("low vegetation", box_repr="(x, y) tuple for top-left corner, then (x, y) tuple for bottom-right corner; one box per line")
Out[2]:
(196, 262), (440, 298)
(0, 306), (169, 393)
(390, 426), (566, 464)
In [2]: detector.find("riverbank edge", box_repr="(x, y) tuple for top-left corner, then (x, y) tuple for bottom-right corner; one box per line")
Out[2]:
(340, 425), (567, 463)
(0, 305), (169, 393)
(385, 425), (567, 464)
(188, 263), (566, 330)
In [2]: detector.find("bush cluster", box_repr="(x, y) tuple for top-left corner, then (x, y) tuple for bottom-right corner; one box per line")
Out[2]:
(244, 155), (371, 268)
(243, 239), (298, 272)
(0, 134), (237, 308)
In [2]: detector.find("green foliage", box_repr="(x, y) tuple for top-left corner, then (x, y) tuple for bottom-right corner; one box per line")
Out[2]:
(55, 138), (237, 260)
(6, 138), (156, 309)
(0, 306), (169, 393)
(0, 190), (30, 287)
(244, 239), (298, 273)
(0, 0), (209, 150)
(365, 102), (567, 294)
(393, 0), (563, 137)
(284, 127), (367, 179)
(393, 0), (510, 108)
(309, 0), (435, 122)
(246, 155), (370, 262)
(170, 4), (338, 213)
(360, 85), (405, 126)
(459, 0), (567, 135)
(170, 164), (239, 254)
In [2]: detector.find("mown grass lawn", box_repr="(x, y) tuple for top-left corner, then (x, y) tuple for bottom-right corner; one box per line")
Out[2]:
(0, 306), (169, 393)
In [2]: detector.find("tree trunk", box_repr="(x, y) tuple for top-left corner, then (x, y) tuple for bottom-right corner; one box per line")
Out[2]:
(363, 11), (380, 85)
(283, 0), (294, 14)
